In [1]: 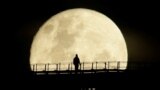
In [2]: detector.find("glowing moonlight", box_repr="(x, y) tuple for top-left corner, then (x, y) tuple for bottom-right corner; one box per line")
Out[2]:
(30, 8), (128, 70)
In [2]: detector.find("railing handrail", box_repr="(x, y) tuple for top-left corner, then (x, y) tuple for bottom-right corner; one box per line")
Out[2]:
(31, 61), (127, 72)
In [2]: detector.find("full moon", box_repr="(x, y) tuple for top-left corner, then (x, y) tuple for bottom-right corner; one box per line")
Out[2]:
(30, 8), (128, 71)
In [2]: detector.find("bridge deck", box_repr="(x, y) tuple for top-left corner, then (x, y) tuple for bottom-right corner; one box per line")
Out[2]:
(32, 69), (124, 75)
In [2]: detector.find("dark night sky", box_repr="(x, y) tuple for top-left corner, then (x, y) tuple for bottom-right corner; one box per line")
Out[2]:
(3, 0), (159, 80)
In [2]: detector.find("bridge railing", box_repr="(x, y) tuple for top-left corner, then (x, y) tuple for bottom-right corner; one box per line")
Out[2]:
(31, 61), (127, 72)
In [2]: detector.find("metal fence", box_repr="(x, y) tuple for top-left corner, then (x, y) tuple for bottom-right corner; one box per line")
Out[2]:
(31, 61), (127, 72)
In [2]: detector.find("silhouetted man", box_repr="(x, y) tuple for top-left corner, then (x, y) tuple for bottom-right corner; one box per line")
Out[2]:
(73, 54), (80, 74)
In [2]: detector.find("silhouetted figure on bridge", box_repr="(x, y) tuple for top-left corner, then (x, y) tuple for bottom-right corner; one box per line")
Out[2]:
(73, 54), (80, 74)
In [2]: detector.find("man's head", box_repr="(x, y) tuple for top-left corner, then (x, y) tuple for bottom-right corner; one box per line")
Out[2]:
(76, 54), (78, 57)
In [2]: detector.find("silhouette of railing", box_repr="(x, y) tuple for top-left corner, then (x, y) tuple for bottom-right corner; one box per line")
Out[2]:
(31, 61), (127, 74)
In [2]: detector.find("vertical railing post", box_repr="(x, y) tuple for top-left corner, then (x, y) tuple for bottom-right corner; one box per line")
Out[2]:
(80, 63), (81, 70)
(117, 61), (120, 71)
(59, 63), (61, 71)
(83, 62), (84, 71)
(92, 62), (93, 70)
(95, 62), (97, 73)
(79, 63), (82, 74)
(45, 64), (46, 71)
(33, 64), (35, 71)
(48, 63), (49, 71)
(71, 63), (72, 71)
(68, 64), (70, 70)
(36, 64), (37, 72)
(56, 64), (58, 71)
(71, 63), (73, 74)
(104, 62), (106, 70)
(108, 61), (110, 70)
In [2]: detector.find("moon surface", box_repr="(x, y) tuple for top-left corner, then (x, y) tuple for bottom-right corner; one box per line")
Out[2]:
(30, 8), (128, 70)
